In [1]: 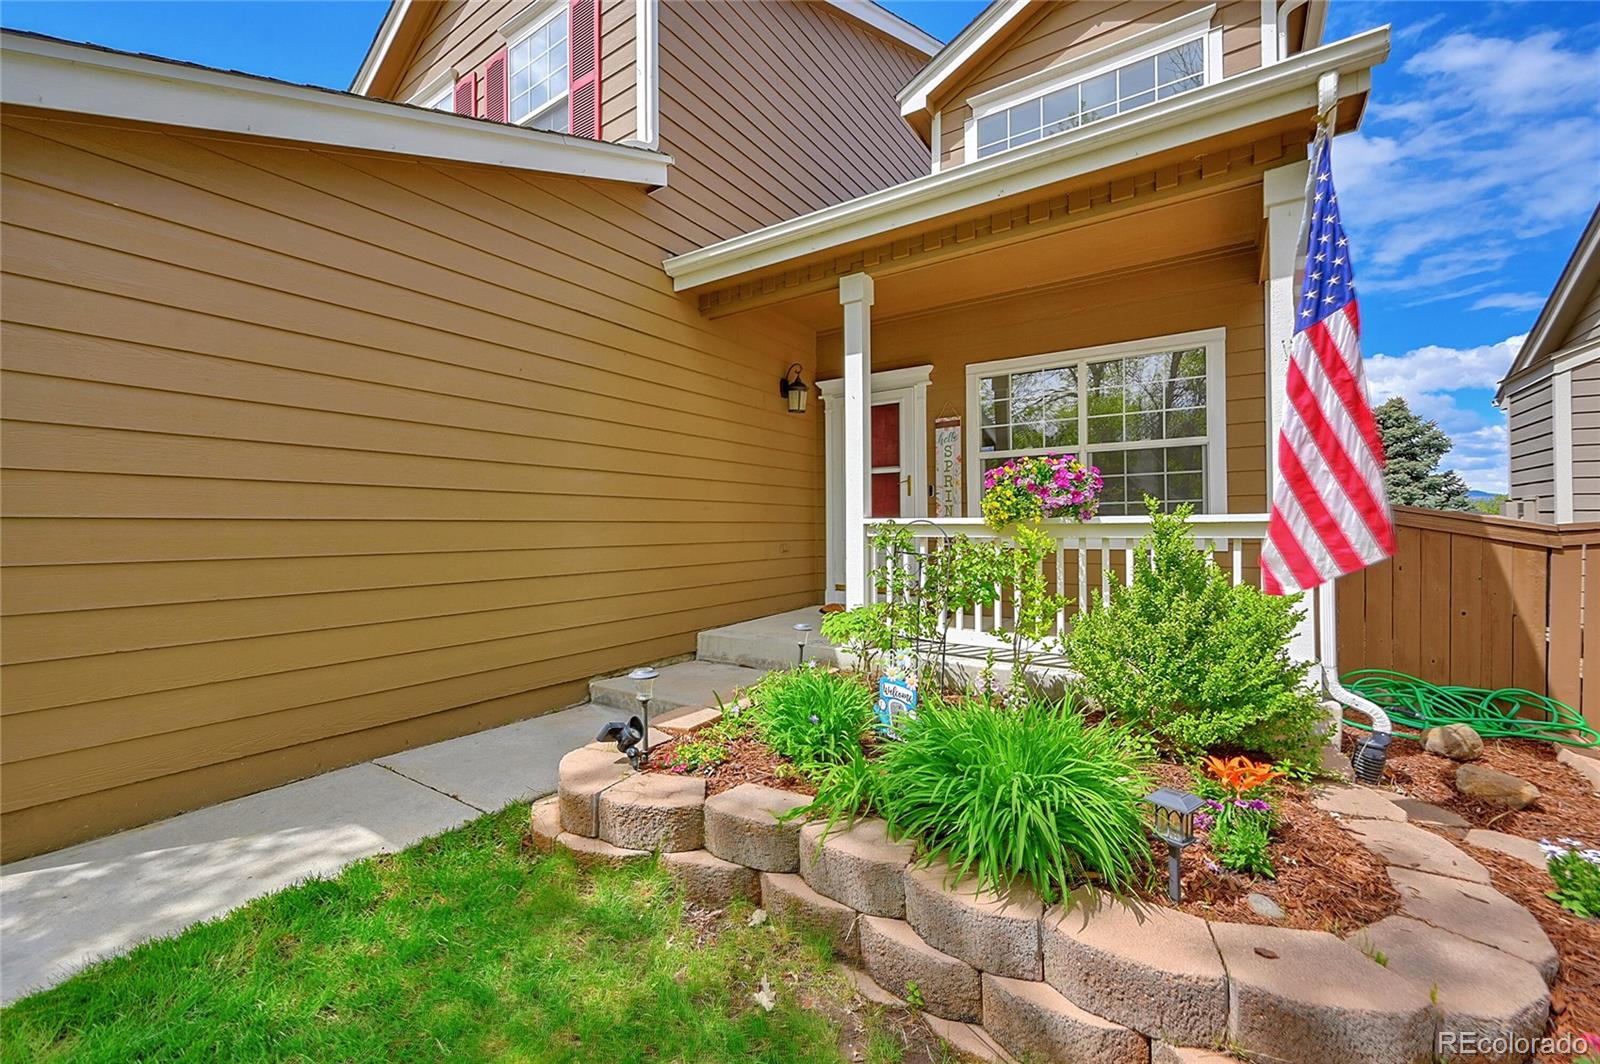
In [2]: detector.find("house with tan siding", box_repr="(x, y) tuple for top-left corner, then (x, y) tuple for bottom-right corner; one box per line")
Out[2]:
(1496, 204), (1600, 523)
(0, 0), (1383, 861)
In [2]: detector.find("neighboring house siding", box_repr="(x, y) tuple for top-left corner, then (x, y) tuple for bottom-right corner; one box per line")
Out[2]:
(652, 0), (929, 247)
(1507, 377), (1556, 521)
(934, 0), (1263, 171)
(813, 248), (1268, 513)
(1561, 280), (1600, 349)
(0, 111), (823, 860)
(1575, 356), (1600, 520)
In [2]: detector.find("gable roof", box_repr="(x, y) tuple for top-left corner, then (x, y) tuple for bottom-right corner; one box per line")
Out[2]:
(349, 0), (940, 99)
(1, 30), (672, 186)
(1495, 203), (1600, 401)
(897, 0), (1330, 120)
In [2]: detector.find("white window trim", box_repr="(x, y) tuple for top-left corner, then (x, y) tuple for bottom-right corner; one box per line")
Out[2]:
(964, 6), (1222, 164)
(963, 328), (1229, 516)
(631, 0), (660, 148)
(408, 68), (458, 111)
(502, 0), (569, 129)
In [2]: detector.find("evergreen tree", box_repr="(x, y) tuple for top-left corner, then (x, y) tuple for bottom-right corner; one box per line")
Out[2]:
(1373, 397), (1474, 511)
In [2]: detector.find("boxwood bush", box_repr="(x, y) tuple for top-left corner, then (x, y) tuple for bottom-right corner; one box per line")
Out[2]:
(876, 695), (1150, 901)
(1064, 502), (1322, 768)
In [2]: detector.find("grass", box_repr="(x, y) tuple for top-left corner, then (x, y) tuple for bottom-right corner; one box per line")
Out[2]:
(1, 805), (943, 1064)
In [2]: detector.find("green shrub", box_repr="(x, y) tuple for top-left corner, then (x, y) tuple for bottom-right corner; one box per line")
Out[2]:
(876, 695), (1150, 901)
(751, 667), (874, 771)
(1064, 502), (1322, 768)
(1205, 801), (1276, 878)
(1545, 840), (1600, 918)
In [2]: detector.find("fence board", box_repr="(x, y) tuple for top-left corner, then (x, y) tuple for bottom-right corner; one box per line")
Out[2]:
(1449, 535), (1483, 689)
(1548, 544), (1582, 709)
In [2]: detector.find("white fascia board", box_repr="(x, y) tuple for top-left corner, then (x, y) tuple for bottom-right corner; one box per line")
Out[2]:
(823, 1), (941, 56)
(2, 32), (672, 187)
(667, 26), (1389, 292)
(898, 0), (1030, 117)
(351, 0), (410, 95)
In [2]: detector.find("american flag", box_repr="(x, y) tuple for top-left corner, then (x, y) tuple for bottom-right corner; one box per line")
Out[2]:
(1261, 135), (1396, 596)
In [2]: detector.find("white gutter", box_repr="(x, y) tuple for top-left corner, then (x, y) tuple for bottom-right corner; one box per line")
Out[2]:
(667, 26), (1389, 292)
(2, 31), (673, 187)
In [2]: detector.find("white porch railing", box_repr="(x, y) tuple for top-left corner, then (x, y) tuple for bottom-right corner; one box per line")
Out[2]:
(862, 514), (1271, 649)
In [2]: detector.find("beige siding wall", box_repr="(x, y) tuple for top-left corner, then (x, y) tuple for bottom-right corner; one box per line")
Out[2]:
(1574, 357), (1600, 520)
(935, 0), (1263, 171)
(0, 111), (824, 860)
(654, 0), (930, 246)
(814, 249), (1268, 514)
(601, 0), (638, 142)
(1507, 377), (1556, 521)
(1560, 278), (1600, 349)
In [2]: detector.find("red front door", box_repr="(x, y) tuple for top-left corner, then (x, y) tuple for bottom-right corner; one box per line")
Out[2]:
(870, 402), (902, 517)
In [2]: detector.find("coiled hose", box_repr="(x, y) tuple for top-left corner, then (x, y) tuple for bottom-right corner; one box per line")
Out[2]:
(1340, 669), (1599, 748)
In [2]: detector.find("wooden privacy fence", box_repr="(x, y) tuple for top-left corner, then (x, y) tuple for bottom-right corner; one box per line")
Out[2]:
(1336, 506), (1600, 728)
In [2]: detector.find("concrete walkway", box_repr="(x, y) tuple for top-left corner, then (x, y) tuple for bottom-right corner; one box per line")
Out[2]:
(0, 699), (626, 1004)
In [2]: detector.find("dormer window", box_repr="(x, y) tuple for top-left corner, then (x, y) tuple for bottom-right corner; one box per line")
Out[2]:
(509, 4), (569, 131)
(965, 7), (1220, 164)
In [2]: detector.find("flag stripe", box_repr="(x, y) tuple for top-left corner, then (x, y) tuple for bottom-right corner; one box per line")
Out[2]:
(1307, 306), (1385, 464)
(1284, 355), (1395, 557)
(1275, 434), (1365, 572)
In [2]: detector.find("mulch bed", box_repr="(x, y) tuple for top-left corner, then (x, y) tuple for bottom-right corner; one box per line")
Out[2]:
(642, 733), (818, 799)
(1134, 762), (1400, 932)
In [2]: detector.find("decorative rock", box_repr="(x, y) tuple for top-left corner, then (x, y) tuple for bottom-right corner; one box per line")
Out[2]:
(903, 860), (1044, 979)
(1152, 1045), (1245, 1064)
(1339, 818), (1490, 883)
(597, 773), (705, 852)
(982, 973), (1149, 1064)
(555, 832), (649, 868)
(1210, 921), (1435, 1064)
(704, 783), (812, 872)
(1392, 798), (1470, 832)
(557, 746), (635, 837)
(660, 707), (721, 734)
(1556, 747), (1600, 794)
(799, 819), (915, 917)
(1423, 723), (1484, 761)
(1042, 888), (1227, 1047)
(1348, 916), (1549, 1064)
(860, 916), (982, 1022)
(530, 795), (561, 853)
(660, 849), (759, 905)
(1387, 867), (1558, 983)
(1464, 828), (1549, 871)
(760, 872), (861, 961)
(1455, 763), (1540, 810)
(1312, 784), (1405, 821)
(1246, 893), (1286, 921)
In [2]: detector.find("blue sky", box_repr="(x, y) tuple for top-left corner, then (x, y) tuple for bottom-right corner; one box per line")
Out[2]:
(4, 1), (1597, 491)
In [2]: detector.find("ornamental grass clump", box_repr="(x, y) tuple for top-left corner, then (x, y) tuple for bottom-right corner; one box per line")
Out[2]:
(876, 695), (1151, 902)
(1065, 501), (1323, 769)
(751, 666), (874, 773)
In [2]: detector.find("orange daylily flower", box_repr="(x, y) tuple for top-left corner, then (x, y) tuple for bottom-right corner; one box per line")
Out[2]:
(1203, 755), (1285, 796)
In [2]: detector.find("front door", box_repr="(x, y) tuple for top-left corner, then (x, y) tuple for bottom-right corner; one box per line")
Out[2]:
(819, 366), (931, 603)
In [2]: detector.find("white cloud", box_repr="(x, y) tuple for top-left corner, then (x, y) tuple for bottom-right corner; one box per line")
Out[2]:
(1470, 292), (1548, 312)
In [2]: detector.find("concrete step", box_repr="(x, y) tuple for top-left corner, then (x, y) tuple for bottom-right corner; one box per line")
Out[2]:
(588, 659), (767, 716)
(695, 605), (842, 670)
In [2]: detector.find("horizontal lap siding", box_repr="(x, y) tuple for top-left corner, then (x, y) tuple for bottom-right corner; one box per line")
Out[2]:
(936, 0), (1262, 170)
(1508, 377), (1555, 521)
(0, 112), (823, 859)
(1574, 357), (1600, 520)
(814, 250), (1267, 515)
(601, 0), (637, 142)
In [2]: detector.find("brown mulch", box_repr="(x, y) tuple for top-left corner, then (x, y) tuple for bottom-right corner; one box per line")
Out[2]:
(1344, 730), (1600, 841)
(641, 732), (819, 799)
(1133, 763), (1400, 933)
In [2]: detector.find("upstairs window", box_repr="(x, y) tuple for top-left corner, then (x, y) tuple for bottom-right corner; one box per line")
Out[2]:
(975, 37), (1204, 159)
(509, 5), (569, 131)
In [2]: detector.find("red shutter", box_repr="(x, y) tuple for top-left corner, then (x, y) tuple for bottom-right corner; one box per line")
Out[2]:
(453, 72), (477, 116)
(568, 0), (601, 138)
(484, 47), (509, 123)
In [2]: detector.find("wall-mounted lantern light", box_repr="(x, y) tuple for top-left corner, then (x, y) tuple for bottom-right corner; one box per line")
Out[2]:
(780, 363), (808, 414)
(793, 623), (812, 666)
(1144, 787), (1205, 903)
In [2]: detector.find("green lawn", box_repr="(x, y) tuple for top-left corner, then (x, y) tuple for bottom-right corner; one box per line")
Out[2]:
(1, 804), (949, 1064)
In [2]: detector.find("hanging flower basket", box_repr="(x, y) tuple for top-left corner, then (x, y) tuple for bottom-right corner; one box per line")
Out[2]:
(980, 453), (1103, 531)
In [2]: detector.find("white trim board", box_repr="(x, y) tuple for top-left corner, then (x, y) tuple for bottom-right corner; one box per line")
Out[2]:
(665, 27), (1389, 292)
(898, 0), (1030, 117)
(1, 31), (672, 186)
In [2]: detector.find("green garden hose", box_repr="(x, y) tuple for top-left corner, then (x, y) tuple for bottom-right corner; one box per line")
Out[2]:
(1340, 669), (1599, 748)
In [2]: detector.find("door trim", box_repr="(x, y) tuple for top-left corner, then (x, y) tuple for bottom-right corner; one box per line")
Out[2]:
(818, 365), (932, 603)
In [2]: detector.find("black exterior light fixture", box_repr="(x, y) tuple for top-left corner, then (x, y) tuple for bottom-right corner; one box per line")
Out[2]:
(1144, 787), (1206, 903)
(780, 363), (808, 414)
(793, 623), (812, 665)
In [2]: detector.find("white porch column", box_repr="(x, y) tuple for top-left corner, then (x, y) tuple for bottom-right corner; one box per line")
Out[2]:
(840, 272), (875, 607)
(1262, 156), (1317, 665)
